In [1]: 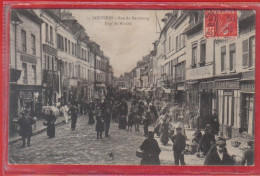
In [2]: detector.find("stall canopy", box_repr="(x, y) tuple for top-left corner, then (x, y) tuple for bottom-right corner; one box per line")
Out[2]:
(140, 88), (146, 92)
(162, 87), (171, 93)
(144, 87), (152, 93)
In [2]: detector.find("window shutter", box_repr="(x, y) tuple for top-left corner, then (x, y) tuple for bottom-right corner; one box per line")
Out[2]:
(242, 39), (249, 67)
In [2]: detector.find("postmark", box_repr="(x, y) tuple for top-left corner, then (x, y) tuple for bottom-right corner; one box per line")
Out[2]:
(204, 10), (238, 38)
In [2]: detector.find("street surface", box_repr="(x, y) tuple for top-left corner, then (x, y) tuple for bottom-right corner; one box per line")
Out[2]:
(9, 114), (205, 165)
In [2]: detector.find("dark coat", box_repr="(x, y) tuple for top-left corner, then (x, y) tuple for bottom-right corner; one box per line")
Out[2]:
(171, 133), (186, 153)
(241, 148), (254, 166)
(204, 144), (234, 166)
(18, 116), (35, 138)
(128, 112), (135, 126)
(69, 106), (78, 118)
(199, 133), (216, 155)
(46, 114), (56, 138)
(120, 102), (128, 116)
(96, 115), (105, 132)
(160, 122), (169, 144)
(140, 138), (161, 165)
(210, 114), (220, 135)
(192, 130), (202, 144)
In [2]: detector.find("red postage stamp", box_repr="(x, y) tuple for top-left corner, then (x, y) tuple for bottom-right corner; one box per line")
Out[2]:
(204, 10), (238, 38)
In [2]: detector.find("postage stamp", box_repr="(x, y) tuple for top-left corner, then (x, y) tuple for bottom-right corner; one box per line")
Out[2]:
(204, 10), (238, 38)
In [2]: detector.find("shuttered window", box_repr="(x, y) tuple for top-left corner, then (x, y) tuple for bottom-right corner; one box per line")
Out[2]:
(242, 39), (249, 67)
(229, 43), (236, 71)
(221, 46), (226, 72)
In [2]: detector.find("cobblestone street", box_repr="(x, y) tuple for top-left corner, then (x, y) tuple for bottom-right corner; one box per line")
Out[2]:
(9, 113), (207, 165)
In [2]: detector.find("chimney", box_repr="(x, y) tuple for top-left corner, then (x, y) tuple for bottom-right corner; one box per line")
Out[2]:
(161, 17), (167, 25)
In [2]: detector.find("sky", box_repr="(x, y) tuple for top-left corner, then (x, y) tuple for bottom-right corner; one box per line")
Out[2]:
(71, 9), (171, 77)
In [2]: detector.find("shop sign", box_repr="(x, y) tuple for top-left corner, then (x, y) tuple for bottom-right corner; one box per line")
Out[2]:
(43, 44), (58, 56)
(19, 91), (32, 100)
(200, 82), (214, 90)
(242, 71), (255, 80)
(177, 83), (185, 90)
(241, 83), (255, 92)
(20, 54), (37, 64)
(215, 81), (239, 89)
(186, 64), (213, 80)
(63, 78), (78, 88)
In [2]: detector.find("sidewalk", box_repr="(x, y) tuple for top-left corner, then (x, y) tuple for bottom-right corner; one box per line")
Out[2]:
(9, 115), (69, 144)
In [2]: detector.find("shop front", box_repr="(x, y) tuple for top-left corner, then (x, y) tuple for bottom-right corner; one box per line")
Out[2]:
(175, 82), (186, 105)
(240, 71), (255, 136)
(215, 80), (240, 138)
(42, 70), (59, 106)
(17, 85), (42, 116)
(199, 81), (214, 127)
(9, 68), (22, 132)
(63, 78), (78, 104)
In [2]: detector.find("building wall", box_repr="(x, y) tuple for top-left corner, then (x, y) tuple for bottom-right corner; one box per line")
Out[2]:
(215, 31), (255, 75)
(11, 11), (42, 86)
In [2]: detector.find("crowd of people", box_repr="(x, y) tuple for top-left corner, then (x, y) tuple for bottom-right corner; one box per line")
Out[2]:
(17, 90), (254, 166)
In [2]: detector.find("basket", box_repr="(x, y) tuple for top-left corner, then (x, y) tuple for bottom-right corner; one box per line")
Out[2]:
(136, 148), (145, 158)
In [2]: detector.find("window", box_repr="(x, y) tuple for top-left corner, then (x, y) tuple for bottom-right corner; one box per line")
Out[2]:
(229, 44), (236, 71)
(31, 34), (36, 55)
(181, 34), (186, 48)
(72, 43), (74, 55)
(176, 36), (179, 51)
(43, 55), (46, 70)
(52, 57), (54, 70)
(22, 63), (27, 84)
(179, 35), (182, 49)
(45, 23), (49, 41)
(32, 65), (36, 84)
(82, 49), (84, 59)
(242, 39), (249, 67)
(57, 34), (64, 50)
(169, 36), (171, 51)
(68, 40), (70, 53)
(50, 26), (53, 43)
(221, 46), (226, 72)
(21, 30), (26, 52)
(200, 42), (206, 66)
(192, 43), (197, 67)
(194, 12), (199, 23)
(242, 36), (255, 68)
(249, 36), (255, 67)
(88, 51), (90, 62)
(65, 38), (67, 52)
(46, 55), (49, 70)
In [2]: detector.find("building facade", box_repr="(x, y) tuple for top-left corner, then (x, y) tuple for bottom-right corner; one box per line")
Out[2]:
(9, 9), (42, 131)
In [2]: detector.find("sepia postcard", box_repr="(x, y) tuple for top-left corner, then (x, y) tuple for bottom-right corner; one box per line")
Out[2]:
(8, 8), (255, 167)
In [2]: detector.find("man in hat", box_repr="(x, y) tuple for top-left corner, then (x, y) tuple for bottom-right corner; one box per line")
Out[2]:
(241, 140), (254, 166)
(210, 109), (220, 135)
(199, 124), (216, 156)
(171, 127), (186, 165)
(204, 137), (234, 165)
(17, 109), (36, 147)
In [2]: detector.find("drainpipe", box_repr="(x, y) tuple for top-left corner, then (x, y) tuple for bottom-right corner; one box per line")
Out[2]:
(14, 21), (17, 69)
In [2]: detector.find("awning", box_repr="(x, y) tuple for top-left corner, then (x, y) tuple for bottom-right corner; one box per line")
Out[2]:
(162, 87), (171, 93)
(144, 87), (152, 93)
(140, 88), (146, 92)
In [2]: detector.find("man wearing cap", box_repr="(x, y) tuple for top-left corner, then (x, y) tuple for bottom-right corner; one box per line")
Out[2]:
(171, 127), (186, 165)
(17, 109), (36, 147)
(199, 124), (216, 156)
(210, 109), (220, 135)
(204, 137), (234, 165)
(241, 140), (254, 166)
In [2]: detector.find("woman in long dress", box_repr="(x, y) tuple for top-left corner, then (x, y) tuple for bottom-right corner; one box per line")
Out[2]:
(46, 110), (56, 138)
(61, 104), (69, 124)
(140, 131), (161, 165)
